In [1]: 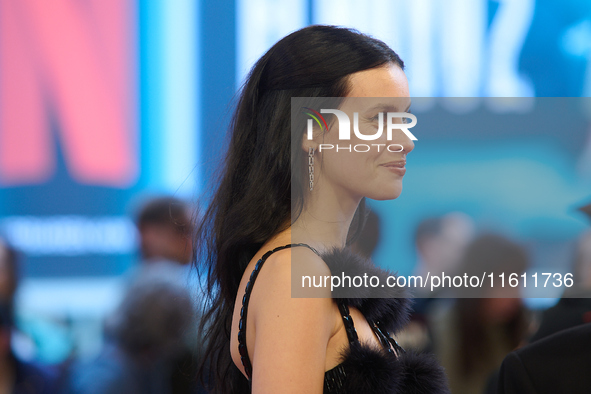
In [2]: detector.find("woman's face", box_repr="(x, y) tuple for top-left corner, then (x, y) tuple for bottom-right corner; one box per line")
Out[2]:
(315, 63), (413, 202)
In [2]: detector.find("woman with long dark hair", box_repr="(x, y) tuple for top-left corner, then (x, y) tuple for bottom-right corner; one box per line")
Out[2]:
(432, 234), (529, 394)
(195, 25), (449, 393)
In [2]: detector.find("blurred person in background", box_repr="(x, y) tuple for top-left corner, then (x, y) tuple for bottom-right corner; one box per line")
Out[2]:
(528, 228), (591, 342)
(67, 196), (205, 393)
(405, 213), (474, 352)
(69, 262), (197, 394)
(136, 197), (194, 267)
(489, 203), (591, 393)
(134, 196), (205, 392)
(496, 321), (591, 394)
(0, 238), (58, 394)
(430, 234), (530, 394)
(413, 213), (475, 288)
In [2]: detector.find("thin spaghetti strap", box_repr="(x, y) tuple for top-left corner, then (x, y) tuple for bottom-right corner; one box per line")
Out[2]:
(371, 320), (406, 356)
(293, 242), (320, 256)
(337, 300), (360, 345)
(237, 243), (319, 380)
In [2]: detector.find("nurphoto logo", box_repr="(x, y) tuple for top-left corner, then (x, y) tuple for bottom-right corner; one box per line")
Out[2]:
(302, 107), (417, 153)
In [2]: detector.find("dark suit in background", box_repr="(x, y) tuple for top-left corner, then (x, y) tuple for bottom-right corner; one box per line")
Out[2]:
(497, 323), (591, 393)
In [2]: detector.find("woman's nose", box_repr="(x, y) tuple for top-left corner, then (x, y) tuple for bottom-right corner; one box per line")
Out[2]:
(399, 132), (415, 154)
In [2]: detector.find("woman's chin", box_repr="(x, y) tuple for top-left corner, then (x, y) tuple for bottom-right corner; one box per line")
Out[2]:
(368, 186), (403, 201)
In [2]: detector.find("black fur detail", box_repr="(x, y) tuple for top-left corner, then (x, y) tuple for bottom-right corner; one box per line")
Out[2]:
(337, 342), (402, 393)
(333, 344), (450, 394)
(321, 247), (412, 333)
(396, 352), (450, 394)
(320, 247), (450, 393)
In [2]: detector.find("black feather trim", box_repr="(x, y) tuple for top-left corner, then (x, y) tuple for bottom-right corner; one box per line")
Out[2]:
(320, 247), (412, 333)
(332, 343), (450, 394)
(396, 352), (451, 394)
(338, 342), (402, 393)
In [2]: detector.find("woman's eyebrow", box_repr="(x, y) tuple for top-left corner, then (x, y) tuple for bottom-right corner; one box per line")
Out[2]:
(364, 102), (412, 112)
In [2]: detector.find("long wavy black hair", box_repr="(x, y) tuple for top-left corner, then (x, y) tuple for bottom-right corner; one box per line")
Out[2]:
(194, 25), (404, 393)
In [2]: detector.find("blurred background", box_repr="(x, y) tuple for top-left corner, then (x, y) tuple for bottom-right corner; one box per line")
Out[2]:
(1, 0), (591, 392)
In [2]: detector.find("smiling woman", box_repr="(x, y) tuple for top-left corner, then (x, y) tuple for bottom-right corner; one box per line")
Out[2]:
(311, 98), (416, 180)
(195, 25), (449, 394)
(305, 93), (415, 203)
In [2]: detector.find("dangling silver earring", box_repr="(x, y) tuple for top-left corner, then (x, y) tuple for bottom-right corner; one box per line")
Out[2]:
(308, 147), (315, 191)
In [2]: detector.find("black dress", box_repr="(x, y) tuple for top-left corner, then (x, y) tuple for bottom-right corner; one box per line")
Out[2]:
(238, 244), (450, 393)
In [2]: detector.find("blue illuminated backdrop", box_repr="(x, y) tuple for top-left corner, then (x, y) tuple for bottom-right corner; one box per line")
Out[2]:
(0, 0), (589, 361)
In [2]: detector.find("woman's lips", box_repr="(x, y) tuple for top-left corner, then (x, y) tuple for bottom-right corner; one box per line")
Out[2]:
(380, 161), (406, 176)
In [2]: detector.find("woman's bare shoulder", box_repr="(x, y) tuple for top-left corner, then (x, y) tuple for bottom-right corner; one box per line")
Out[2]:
(252, 245), (332, 300)
(247, 246), (336, 392)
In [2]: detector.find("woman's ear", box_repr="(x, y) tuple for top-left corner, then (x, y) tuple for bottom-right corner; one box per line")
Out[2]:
(301, 123), (321, 153)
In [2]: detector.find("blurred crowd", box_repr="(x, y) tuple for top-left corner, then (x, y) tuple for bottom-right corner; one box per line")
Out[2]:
(392, 209), (591, 394)
(0, 197), (206, 394)
(1, 197), (591, 393)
